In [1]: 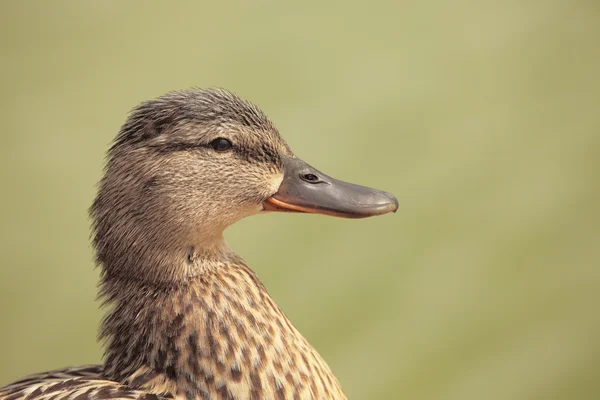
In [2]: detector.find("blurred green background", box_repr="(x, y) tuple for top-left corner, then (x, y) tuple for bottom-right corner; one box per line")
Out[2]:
(1, 1), (599, 399)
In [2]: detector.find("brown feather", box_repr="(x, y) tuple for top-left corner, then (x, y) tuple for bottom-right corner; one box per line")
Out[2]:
(1, 89), (346, 400)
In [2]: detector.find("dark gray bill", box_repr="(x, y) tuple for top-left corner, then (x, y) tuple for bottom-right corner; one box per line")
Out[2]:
(263, 156), (398, 218)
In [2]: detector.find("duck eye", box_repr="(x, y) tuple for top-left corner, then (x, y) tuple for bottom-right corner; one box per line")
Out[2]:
(210, 138), (233, 152)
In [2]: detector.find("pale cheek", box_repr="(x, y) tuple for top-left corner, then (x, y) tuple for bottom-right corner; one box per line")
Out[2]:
(265, 173), (284, 196)
(224, 203), (264, 228)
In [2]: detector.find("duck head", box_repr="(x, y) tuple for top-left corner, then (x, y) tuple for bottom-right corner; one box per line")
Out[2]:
(91, 89), (397, 282)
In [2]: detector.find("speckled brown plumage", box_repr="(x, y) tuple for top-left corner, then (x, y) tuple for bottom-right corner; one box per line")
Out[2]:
(1, 88), (397, 400)
(100, 262), (344, 399)
(0, 261), (344, 400)
(0, 366), (165, 400)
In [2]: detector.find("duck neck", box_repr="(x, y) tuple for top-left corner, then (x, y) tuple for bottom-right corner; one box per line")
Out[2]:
(96, 220), (232, 281)
(98, 250), (345, 399)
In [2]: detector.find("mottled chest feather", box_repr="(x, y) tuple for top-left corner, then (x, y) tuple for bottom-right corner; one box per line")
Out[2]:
(0, 366), (166, 400)
(98, 263), (345, 399)
(0, 264), (346, 400)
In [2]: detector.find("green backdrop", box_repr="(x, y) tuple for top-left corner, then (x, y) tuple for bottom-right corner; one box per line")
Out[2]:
(1, 2), (599, 399)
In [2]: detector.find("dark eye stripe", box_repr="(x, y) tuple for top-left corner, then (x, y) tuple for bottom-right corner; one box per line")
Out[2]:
(236, 144), (281, 167)
(149, 141), (281, 167)
(149, 142), (207, 153)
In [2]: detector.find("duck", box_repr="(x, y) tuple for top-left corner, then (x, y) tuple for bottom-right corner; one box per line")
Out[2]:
(0, 89), (398, 400)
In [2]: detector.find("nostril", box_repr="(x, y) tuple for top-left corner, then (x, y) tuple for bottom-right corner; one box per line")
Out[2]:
(301, 173), (320, 183)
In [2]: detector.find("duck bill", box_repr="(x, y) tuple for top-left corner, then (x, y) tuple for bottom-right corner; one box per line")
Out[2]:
(263, 156), (398, 219)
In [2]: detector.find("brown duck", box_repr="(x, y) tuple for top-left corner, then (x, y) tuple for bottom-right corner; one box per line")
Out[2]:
(0, 89), (398, 400)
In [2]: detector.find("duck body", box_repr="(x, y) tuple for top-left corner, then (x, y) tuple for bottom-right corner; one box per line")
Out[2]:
(0, 89), (397, 400)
